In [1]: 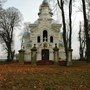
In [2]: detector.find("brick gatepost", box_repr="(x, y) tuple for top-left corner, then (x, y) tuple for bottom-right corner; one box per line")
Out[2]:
(18, 49), (25, 63)
(31, 44), (37, 65)
(67, 49), (73, 66)
(53, 44), (59, 64)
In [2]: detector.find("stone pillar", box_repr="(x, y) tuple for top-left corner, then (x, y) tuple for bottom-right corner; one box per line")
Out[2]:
(18, 49), (25, 63)
(67, 49), (73, 66)
(53, 44), (59, 64)
(31, 44), (37, 65)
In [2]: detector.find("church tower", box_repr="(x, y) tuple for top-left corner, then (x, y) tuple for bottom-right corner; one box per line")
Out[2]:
(23, 0), (65, 61)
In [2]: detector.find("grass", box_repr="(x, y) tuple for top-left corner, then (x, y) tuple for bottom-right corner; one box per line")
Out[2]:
(0, 63), (90, 90)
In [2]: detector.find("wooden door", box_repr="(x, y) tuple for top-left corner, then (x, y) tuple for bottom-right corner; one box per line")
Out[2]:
(42, 49), (49, 60)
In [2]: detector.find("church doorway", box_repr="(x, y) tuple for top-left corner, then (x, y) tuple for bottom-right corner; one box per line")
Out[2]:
(42, 49), (49, 60)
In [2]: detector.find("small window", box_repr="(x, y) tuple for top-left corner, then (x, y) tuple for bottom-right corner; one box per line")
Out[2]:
(43, 30), (48, 42)
(50, 36), (53, 43)
(37, 36), (40, 43)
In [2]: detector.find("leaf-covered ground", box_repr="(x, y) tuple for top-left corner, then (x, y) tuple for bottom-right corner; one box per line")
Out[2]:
(0, 63), (90, 90)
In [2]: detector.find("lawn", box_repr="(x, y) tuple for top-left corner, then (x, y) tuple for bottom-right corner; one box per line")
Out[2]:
(0, 63), (90, 90)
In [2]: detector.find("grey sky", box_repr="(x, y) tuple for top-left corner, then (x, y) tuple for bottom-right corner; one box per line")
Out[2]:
(4, 0), (43, 22)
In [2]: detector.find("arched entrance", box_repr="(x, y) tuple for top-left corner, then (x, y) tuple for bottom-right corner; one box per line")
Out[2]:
(42, 49), (49, 60)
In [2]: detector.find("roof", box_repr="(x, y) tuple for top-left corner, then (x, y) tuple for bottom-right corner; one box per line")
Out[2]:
(23, 31), (30, 38)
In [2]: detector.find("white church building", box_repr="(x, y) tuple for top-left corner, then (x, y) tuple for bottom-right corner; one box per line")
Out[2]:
(22, 0), (66, 61)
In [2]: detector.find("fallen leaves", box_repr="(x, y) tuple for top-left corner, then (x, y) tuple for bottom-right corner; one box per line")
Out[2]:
(0, 63), (89, 90)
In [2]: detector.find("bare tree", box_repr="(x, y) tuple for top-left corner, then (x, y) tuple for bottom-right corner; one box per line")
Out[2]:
(0, 7), (22, 62)
(57, 0), (73, 61)
(82, 0), (90, 62)
(68, 0), (72, 49)
(24, 22), (31, 32)
(79, 22), (86, 60)
(57, 0), (68, 61)
(0, 0), (7, 8)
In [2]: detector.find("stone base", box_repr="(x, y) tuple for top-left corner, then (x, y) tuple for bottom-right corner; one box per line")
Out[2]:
(67, 61), (73, 66)
(54, 61), (58, 65)
(19, 59), (24, 63)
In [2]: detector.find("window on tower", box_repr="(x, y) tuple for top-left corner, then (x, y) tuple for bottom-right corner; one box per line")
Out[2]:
(50, 36), (53, 43)
(37, 36), (40, 43)
(43, 30), (48, 42)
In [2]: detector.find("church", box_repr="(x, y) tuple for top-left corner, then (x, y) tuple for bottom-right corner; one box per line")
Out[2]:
(22, 0), (66, 62)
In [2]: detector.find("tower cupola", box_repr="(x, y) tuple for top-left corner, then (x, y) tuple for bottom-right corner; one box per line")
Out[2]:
(38, 0), (53, 19)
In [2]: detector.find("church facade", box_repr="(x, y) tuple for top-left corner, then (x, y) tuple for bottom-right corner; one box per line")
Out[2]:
(23, 0), (65, 61)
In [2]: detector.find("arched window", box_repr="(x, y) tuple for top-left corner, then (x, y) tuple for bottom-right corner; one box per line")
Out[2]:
(43, 30), (48, 42)
(37, 36), (40, 43)
(50, 36), (53, 43)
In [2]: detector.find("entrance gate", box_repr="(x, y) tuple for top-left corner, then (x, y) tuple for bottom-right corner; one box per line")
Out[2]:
(42, 49), (49, 60)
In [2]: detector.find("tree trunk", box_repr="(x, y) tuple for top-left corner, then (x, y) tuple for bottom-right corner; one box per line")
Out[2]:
(79, 46), (84, 60)
(11, 50), (15, 61)
(79, 22), (85, 60)
(7, 44), (12, 62)
(82, 0), (90, 62)
(57, 0), (68, 60)
(69, 0), (72, 49)
(62, 8), (68, 60)
(7, 51), (10, 61)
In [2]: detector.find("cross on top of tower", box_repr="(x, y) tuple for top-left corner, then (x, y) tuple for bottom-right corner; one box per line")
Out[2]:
(43, 0), (48, 3)
(41, 0), (49, 6)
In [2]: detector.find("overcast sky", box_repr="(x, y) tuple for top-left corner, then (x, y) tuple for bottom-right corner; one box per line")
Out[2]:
(0, 0), (84, 59)
(4, 0), (43, 22)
